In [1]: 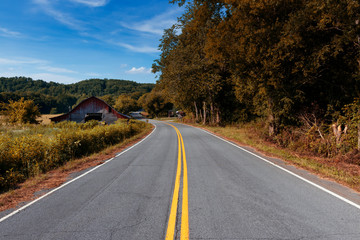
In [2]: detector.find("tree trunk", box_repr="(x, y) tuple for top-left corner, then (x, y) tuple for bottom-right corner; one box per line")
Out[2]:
(358, 122), (360, 150)
(332, 123), (347, 146)
(267, 98), (277, 136)
(210, 102), (214, 125)
(203, 101), (206, 125)
(268, 112), (275, 136)
(332, 124), (340, 145)
(194, 101), (199, 122)
(216, 107), (220, 125)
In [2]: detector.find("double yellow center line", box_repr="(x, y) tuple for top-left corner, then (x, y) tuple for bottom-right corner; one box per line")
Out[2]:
(165, 123), (189, 240)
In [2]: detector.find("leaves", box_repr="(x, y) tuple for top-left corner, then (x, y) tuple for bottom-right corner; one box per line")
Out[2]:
(153, 0), (236, 124)
(0, 120), (148, 191)
(0, 77), (155, 114)
(114, 95), (139, 114)
(1, 98), (41, 124)
(156, 0), (360, 131)
(138, 90), (173, 118)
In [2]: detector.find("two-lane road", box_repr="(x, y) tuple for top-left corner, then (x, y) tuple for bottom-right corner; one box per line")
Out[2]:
(1, 120), (360, 239)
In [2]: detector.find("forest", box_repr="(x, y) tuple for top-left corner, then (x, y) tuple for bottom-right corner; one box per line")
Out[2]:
(153, 0), (360, 157)
(0, 77), (154, 113)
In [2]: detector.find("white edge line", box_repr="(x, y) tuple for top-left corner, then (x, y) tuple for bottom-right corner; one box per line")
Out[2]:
(0, 124), (157, 223)
(198, 128), (360, 211)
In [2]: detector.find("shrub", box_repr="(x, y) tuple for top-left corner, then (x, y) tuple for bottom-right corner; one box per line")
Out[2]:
(0, 120), (149, 192)
(0, 98), (41, 124)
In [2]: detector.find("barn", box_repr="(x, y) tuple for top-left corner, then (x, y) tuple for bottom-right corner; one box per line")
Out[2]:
(50, 96), (129, 124)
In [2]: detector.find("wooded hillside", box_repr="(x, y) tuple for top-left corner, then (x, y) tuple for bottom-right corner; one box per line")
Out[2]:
(0, 77), (154, 113)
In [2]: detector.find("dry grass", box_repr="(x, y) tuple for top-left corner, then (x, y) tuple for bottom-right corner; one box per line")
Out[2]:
(140, 112), (149, 117)
(36, 114), (62, 125)
(0, 114), (61, 125)
(0, 124), (154, 212)
(155, 117), (177, 121)
(0, 115), (5, 126)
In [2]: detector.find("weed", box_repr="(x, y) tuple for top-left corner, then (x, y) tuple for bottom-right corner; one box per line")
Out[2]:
(0, 120), (149, 192)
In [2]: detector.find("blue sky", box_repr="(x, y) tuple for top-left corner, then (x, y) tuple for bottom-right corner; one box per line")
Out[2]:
(0, 0), (183, 84)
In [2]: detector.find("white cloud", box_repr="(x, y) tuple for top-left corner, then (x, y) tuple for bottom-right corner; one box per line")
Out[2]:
(38, 65), (77, 74)
(119, 8), (181, 35)
(116, 42), (159, 53)
(0, 57), (47, 65)
(0, 57), (80, 83)
(126, 67), (152, 74)
(69, 0), (109, 7)
(0, 71), (79, 84)
(33, 0), (85, 31)
(30, 73), (78, 84)
(0, 58), (75, 75)
(86, 72), (101, 77)
(0, 27), (22, 38)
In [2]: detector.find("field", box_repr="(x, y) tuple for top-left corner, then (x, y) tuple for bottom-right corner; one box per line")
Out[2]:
(0, 119), (151, 192)
(36, 114), (62, 125)
(1, 114), (62, 125)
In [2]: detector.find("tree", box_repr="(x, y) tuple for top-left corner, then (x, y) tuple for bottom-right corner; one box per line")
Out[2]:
(1, 97), (41, 124)
(155, 0), (360, 133)
(205, 0), (360, 134)
(153, 0), (235, 124)
(99, 95), (115, 107)
(0, 77), (155, 114)
(138, 91), (173, 118)
(114, 95), (139, 114)
(205, 0), (307, 134)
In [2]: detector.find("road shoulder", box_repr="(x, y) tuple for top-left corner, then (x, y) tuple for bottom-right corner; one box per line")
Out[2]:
(174, 121), (360, 207)
(0, 124), (154, 215)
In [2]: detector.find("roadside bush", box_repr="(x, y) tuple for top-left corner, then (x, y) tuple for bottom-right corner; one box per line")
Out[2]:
(0, 97), (41, 124)
(0, 120), (149, 192)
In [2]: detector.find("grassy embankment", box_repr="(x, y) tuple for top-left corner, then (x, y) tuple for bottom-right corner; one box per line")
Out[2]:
(180, 120), (360, 192)
(0, 119), (152, 193)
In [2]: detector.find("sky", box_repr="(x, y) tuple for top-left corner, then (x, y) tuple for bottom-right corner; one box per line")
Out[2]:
(0, 0), (184, 84)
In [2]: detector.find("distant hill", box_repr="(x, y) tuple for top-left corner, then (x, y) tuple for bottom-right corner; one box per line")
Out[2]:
(0, 77), (154, 96)
(0, 77), (155, 114)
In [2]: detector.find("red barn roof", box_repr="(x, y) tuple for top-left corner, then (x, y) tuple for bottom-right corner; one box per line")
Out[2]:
(50, 96), (129, 124)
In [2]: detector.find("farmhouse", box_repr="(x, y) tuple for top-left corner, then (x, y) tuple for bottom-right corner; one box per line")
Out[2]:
(50, 96), (129, 124)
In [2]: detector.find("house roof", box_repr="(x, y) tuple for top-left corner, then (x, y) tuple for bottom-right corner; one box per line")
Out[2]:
(50, 96), (129, 122)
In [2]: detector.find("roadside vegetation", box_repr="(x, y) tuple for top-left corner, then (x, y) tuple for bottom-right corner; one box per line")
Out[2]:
(0, 77), (154, 114)
(151, 0), (360, 190)
(2, 0), (360, 197)
(154, 0), (360, 131)
(186, 121), (360, 192)
(0, 89), (162, 194)
(0, 119), (151, 192)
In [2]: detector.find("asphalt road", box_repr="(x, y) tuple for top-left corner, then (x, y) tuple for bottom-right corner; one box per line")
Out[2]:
(1, 120), (360, 239)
